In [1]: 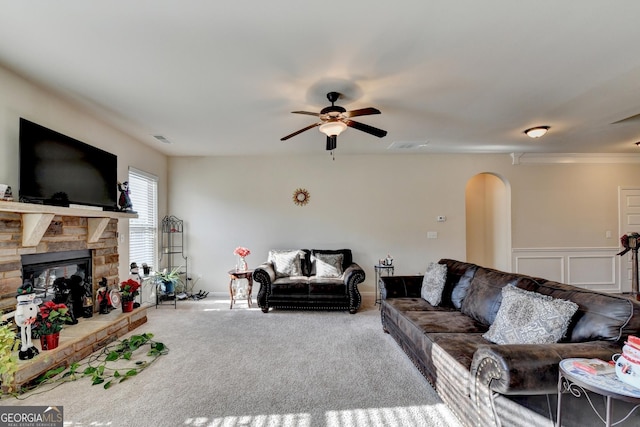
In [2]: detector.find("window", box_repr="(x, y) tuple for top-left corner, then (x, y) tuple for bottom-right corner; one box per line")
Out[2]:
(128, 168), (158, 270)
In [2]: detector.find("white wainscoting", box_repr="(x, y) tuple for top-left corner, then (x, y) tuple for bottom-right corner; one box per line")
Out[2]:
(512, 247), (622, 293)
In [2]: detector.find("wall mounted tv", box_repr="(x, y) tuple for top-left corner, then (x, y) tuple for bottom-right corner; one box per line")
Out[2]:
(19, 118), (118, 211)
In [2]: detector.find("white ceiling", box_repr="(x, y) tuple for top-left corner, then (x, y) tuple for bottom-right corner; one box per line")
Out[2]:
(2, 1), (640, 157)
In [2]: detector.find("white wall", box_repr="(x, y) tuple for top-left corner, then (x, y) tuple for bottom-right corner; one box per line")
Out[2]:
(168, 154), (640, 296)
(0, 65), (168, 281)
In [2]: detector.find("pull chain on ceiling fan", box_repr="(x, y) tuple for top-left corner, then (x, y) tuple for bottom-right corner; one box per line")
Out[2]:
(281, 92), (388, 156)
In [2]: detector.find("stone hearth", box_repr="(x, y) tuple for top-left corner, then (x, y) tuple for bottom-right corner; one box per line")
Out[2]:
(11, 306), (148, 391)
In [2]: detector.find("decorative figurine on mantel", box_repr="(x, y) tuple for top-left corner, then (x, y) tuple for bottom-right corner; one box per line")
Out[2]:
(0, 184), (13, 201)
(15, 282), (40, 360)
(117, 181), (136, 213)
(129, 262), (142, 308)
(130, 262), (142, 283)
(97, 277), (112, 314)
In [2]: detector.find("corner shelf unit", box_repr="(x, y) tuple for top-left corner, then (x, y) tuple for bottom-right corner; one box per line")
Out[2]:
(158, 215), (188, 308)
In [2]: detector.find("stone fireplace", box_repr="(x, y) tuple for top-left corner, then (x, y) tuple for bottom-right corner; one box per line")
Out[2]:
(0, 202), (147, 391)
(0, 202), (124, 313)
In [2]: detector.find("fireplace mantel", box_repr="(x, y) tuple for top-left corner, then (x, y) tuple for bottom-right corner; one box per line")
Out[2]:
(0, 201), (137, 247)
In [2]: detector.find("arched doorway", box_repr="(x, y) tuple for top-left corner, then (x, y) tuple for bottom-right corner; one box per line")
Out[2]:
(465, 173), (511, 270)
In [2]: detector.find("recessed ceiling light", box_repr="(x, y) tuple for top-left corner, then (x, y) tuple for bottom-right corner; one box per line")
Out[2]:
(524, 126), (550, 138)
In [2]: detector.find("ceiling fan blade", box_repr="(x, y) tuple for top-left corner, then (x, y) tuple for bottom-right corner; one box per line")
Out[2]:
(343, 107), (381, 118)
(281, 122), (321, 141)
(292, 111), (320, 116)
(344, 119), (388, 138)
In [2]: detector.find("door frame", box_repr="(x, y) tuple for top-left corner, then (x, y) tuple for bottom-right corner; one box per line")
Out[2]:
(618, 187), (640, 293)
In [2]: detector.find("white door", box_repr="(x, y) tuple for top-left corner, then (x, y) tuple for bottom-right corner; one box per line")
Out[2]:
(618, 188), (640, 292)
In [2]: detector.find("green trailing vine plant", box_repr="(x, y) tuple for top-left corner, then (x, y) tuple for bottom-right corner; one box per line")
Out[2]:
(0, 318), (19, 393)
(15, 332), (167, 395)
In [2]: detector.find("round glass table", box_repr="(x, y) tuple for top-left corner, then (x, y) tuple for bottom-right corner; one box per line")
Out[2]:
(557, 358), (640, 426)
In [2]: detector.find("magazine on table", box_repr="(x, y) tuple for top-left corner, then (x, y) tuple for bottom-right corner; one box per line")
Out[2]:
(572, 358), (615, 375)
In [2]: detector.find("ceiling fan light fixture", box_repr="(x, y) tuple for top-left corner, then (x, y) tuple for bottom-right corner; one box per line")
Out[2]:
(524, 126), (550, 138)
(319, 121), (347, 137)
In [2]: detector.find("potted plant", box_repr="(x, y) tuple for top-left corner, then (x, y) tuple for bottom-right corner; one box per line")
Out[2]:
(119, 279), (141, 312)
(33, 301), (72, 350)
(155, 266), (182, 294)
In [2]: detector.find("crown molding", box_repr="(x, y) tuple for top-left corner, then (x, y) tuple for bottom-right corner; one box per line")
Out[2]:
(511, 153), (640, 165)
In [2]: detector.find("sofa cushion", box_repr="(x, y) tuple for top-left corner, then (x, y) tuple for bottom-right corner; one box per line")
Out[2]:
(270, 276), (309, 296)
(313, 252), (343, 278)
(309, 277), (346, 296)
(300, 249), (312, 276)
(460, 267), (522, 326)
(268, 250), (305, 278)
(483, 285), (579, 345)
(404, 310), (489, 334)
(421, 262), (448, 306)
(383, 297), (448, 313)
(438, 259), (478, 308)
(450, 265), (478, 309)
(430, 333), (492, 372)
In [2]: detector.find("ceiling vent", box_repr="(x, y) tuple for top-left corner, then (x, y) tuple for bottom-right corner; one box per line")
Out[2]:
(153, 135), (173, 144)
(387, 141), (429, 150)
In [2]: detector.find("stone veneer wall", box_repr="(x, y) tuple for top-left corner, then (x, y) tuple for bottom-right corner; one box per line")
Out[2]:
(0, 212), (120, 313)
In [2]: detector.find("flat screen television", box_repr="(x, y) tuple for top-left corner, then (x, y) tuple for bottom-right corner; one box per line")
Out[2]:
(19, 118), (118, 211)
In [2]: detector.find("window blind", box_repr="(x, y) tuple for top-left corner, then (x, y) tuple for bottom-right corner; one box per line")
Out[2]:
(128, 168), (158, 270)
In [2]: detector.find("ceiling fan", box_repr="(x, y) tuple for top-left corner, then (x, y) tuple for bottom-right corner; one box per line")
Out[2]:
(281, 92), (388, 151)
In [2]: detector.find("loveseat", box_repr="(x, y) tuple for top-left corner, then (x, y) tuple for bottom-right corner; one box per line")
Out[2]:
(380, 259), (640, 427)
(253, 249), (365, 313)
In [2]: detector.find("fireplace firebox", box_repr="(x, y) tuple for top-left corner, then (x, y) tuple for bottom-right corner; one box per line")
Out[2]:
(21, 250), (94, 319)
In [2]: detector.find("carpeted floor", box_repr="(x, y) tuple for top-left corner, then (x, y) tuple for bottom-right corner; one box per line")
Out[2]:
(3, 299), (461, 427)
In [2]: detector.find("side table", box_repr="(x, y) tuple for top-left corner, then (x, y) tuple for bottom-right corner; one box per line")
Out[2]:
(374, 264), (394, 306)
(228, 269), (253, 309)
(557, 358), (640, 427)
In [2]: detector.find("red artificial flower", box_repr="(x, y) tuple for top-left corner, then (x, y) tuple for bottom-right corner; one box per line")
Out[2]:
(32, 300), (72, 336)
(120, 279), (141, 293)
(120, 278), (141, 301)
(234, 247), (251, 257)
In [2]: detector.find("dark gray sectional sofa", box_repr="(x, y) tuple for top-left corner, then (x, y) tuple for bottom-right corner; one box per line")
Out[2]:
(380, 259), (640, 426)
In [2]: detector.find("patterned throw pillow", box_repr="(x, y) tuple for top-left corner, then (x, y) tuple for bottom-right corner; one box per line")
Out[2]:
(314, 253), (344, 278)
(268, 250), (304, 278)
(483, 285), (579, 345)
(421, 262), (448, 306)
